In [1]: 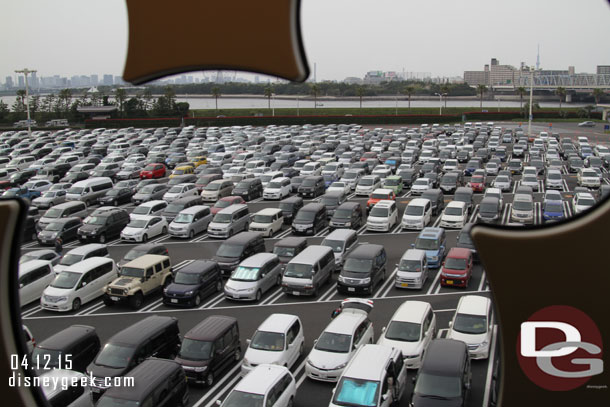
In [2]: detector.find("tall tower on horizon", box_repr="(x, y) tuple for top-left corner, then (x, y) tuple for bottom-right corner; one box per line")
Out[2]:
(536, 44), (540, 70)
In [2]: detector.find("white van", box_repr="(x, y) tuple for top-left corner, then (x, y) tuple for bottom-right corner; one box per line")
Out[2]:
(401, 198), (432, 230)
(219, 365), (295, 407)
(394, 248), (429, 290)
(281, 246), (334, 296)
(41, 257), (118, 312)
(19, 260), (55, 307)
(377, 300), (436, 369)
(249, 208), (284, 237)
(447, 295), (493, 359)
(66, 177), (114, 206)
(130, 200), (168, 220)
(7, 155), (36, 170)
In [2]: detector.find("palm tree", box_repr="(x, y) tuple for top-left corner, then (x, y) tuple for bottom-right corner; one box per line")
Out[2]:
(592, 88), (604, 105)
(264, 86), (273, 109)
(440, 85), (450, 108)
(356, 86), (365, 110)
(517, 87), (527, 109)
(211, 87), (221, 111)
(114, 88), (127, 116)
(555, 87), (566, 110)
(310, 84), (320, 108)
(477, 85), (487, 109)
(404, 86), (414, 109)
(58, 88), (72, 113)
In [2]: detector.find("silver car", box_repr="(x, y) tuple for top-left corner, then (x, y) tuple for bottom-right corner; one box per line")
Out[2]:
(223, 253), (282, 301)
(132, 184), (169, 204)
(31, 190), (67, 209)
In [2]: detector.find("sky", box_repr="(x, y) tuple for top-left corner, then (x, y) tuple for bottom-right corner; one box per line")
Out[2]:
(2, 0), (610, 83)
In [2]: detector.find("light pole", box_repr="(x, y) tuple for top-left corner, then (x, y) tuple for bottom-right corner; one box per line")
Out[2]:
(395, 93), (398, 116)
(272, 93), (276, 117)
(434, 93), (447, 116)
(528, 67), (535, 138)
(296, 95), (300, 116)
(15, 68), (37, 136)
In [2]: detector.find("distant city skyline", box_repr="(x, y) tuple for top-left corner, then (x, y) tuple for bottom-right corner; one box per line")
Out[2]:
(2, 0), (609, 83)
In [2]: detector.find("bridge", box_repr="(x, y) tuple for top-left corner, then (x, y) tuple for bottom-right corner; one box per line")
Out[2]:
(492, 74), (610, 91)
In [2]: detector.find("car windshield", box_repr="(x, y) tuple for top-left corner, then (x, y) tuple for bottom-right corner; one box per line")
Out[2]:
(178, 338), (213, 361)
(253, 214), (274, 223)
(59, 253), (86, 267)
(414, 372), (462, 399)
(513, 200), (532, 211)
(371, 193), (390, 200)
(173, 271), (200, 285)
(94, 344), (135, 369)
(250, 331), (284, 351)
(31, 348), (63, 369)
(385, 321), (421, 342)
(414, 179), (428, 186)
(231, 266), (260, 281)
(545, 203), (563, 213)
(85, 216), (107, 225)
(398, 259), (421, 272)
(273, 246), (295, 257)
(578, 197), (595, 206)
(268, 181), (283, 189)
(453, 313), (488, 335)
(45, 222), (65, 232)
(415, 237), (439, 250)
(343, 172), (357, 179)
(315, 332), (351, 353)
(212, 213), (232, 224)
(119, 267), (144, 278)
(67, 187), (84, 195)
(50, 271), (81, 289)
(333, 377), (380, 407)
(369, 207), (389, 217)
(43, 208), (63, 219)
(278, 202), (294, 211)
(445, 257), (467, 270)
(471, 176), (484, 183)
(495, 176), (509, 183)
(406, 205), (424, 216)
(144, 165), (156, 171)
(445, 207), (463, 216)
(132, 206), (152, 215)
(41, 191), (57, 198)
(140, 185), (158, 194)
(333, 208), (353, 219)
(301, 178), (316, 187)
(205, 182), (222, 191)
(322, 239), (344, 253)
(221, 391), (264, 407)
(126, 219), (148, 228)
(173, 213), (194, 224)
(168, 186), (184, 193)
(359, 178), (373, 186)
(321, 197), (340, 206)
(216, 243), (242, 257)
(343, 258), (373, 273)
(283, 263), (313, 278)
(294, 210), (315, 222)
(165, 204), (184, 214)
(480, 203), (498, 213)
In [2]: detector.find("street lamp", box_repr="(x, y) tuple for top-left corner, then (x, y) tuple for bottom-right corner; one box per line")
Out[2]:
(15, 68), (37, 136)
(528, 66), (535, 138)
(272, 93), (276, 117)
(296, 94), (300, 116)
(434, 93), (447, 116)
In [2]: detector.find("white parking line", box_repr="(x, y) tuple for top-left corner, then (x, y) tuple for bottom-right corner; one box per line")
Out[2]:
(538, 180), (545, 194)
(76, 300), (104, 316)
(137, 298), (163, 313)
(263, 288), (286, 305)
(317, 282), (338, 302)
(511, 180), (519, 194)
(21, 242), (38, 249)
(481, 325), (499, 407)
(478, 271), (487, 292)
(314, 227), (329, 237)
(150, 234), (170, 244)
(374, 268), (397, 298)
(356, 224), (367, 235)
(21, 306), (42, 319)
(275, 228), (292, 239)
(193, 364), (242, 407)
(400, 190), (412, 198)
(199, 292), (225, 309)
(426, 270), (442, 295)
(431, 215), (442, 228)
(468, 205), (479, 223)
(502, 203), (512, 225)
(259, 287), (284, 305)
(249, 197), (264, 203)
(294, 358), (309, 389)
(433, 282), (441, 294)
(389, 223), (402, 234)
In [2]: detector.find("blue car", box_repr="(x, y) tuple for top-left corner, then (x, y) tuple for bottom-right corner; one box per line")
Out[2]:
(412, 227), (447, 268)
(323, 174), (338, 188)
(464, 161), (480, 176)
(1, 187), (41, 200)
(543, 200), (565, 222)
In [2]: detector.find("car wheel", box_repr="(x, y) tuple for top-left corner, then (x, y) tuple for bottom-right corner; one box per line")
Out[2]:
(188, 230), (194, 239)
(194, 294), (201, 307)
(276, 274), (282, 286)
(99, 234), (106, 244)
(129, 292), (144, 309)
(142, 234), (148, 243)
(228, 229), (233, 238)
(103, 296), (115, 306)
(255, 290), (262, 302)
(313, 284), (319, 297)
(234, 347), (241, 362)
(206, 372), (214, 387)
(72, 298), (81, 311)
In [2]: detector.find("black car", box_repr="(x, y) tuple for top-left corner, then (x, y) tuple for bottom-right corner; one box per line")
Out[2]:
(77, 207), (130, 244)
(37, 217), (82, 246)
(231, 178), (263, 201)
(99, 187), (135, 206)
(279, 196), (304, 224)
(60, 171), (90, 183)
(298, 176), (325, 199)
(456, 222), (478, 262)
(398, 168), (417, 188)
(9, 169), (37, 186)
(163, 260), (222, 307)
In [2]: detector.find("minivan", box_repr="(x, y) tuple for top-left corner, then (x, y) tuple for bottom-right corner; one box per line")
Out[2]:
(163, 260), (222, 307)
(273, 237), (308, 267)
(279, 196), (304, 224)
(175, 315), (240, 385)
(420, 189), (445, 216)
(214, 231), (266, 276)
(232, 177), (263, 201)
(161, 195), (203, 223)
(321, 228), (358, 269)
(447, 295), (493, 360)
(249, 207), (284, 237)
(224, 253), (282, 301)
(207, 204), (250, 238)
(32, 325), (100, 372)
(66, 177), (114, 206)
(219, 364), (295, 407)
(168, 205), (213, 239)
(412, 227), (446, 268)
(282, 245), (334, 296)
(41, 257), (118, 312)
(39, 369), (95, 407)
(37, 217), (82, 246)
(292, 203), (328, 235)
(394, 248), (429, 290)
(88, 315), (181, 395)
(298, 175), (325, 198)
(77, 207), (130, 243)
(36, 201), (88, 231)
(130, 200), (168, 220)
(96, 358), (189, 407)
(19, 260), (55, 306)
(453, 186), (474, 214)
(410, 339), (471, 407)
(401, 198), (432, 230)
(477, 196), (502, 223)
(337, 244), (387, 294)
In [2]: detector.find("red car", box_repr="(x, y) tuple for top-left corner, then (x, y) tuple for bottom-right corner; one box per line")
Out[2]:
(468, 175), (486, 192)
(211, 196), (246, 215)
(366, 189), (396, 212)
(440, 248), (473, 288)
(360, 152), (378, 162)
(139, 163), (167, 179)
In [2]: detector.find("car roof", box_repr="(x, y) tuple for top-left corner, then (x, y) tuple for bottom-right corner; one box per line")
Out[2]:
(255, 207), (282, 216)
(408, 198), (430, 206)
(389, 300), (431, 324)
(457, 295), (490, 316)
(325, 309), (367, 335)
(64, 257), (113, 274)
(342, 344), (396, 381)
(447, 200), (466, 208)
(447, 247), (472, 258)
(421, 339), (468, 376)
(37, 325), (96, 350)
(185, 315), (237, 341)
(257, 313), (299, 333)
(239, 252), (277, 267)
(234, 364), (288, 394)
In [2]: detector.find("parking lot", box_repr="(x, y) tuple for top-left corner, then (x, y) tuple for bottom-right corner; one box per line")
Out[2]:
(15, 120), (609, 407)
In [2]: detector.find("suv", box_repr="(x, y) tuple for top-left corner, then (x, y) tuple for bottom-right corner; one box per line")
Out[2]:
(103, 254), (173, 309)
(77, 207), (130, 244)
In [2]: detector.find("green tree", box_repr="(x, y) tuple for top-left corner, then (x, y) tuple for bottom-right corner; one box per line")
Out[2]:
(580, 105), (595, 118)
(403, 86), (415, 109)
(264, 85), (273, 109)
(58, 88), (72, 113)
(211, 87), (221, 111)
(555, 87), (566, 110)
(310, 84), (320, 108)
(477, 85), (487, 109)
(0, 100), (9, 121)
(114, 88), (128, 116)
(163, 85), (176, 106)
(592, 88), (604, 104)
(12, 89), (26, 114)
(440, 85), (450, 108)
(356, 86), (365, 110)
(517, 87), (527, 109)
(41, 94), (55, 113)
(141, 88), (153, 112)
(29, 95), (40, 118)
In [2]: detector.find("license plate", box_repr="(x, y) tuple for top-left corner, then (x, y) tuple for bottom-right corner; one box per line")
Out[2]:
(446, 280), (453, 285)
(171, 299), (178, 303)
(292, 291), (300, 296)
(401, 283), (409, 287)
(348, 287), (355, 292)
(110, 296), (119, 301)
(92, 387), (100, 393)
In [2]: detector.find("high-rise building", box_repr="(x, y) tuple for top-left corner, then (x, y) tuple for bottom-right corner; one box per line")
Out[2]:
(5, 76), (13, 89)
(114, 76), (124, 85)
(91, 74), (98, 85)
(103, 74), (113, 86)
(597, 65), (610, 75)
(18, 76), (25, 88)
(30, 72), (38, 89)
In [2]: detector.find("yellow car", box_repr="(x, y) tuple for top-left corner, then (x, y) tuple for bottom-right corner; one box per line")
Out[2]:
(169, 165), (195, 178)
(190, 156), (208, 167)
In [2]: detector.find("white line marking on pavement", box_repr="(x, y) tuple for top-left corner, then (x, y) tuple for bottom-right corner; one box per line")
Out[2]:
(478, 271), (487, 292)
(426, 270), (442, 295)
(193, 364), (242, 407)
(199, 292), (225, 309)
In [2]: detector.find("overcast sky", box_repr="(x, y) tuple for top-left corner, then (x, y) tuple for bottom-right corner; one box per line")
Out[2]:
(2, 0), (610, 83)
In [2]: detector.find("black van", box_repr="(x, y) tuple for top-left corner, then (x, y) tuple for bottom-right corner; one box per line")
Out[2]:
(329, 201), (363, 230)
(421, 189), (445, 216)
(231, 178), (263, 201)
(298, 175), (325, 198)
(410, 339), (471, 407)
(163, 260), (222, 307)
(88, 315), (181, 396)
(31, 325), (100, 373)
(77, 207), (130, 244)
(292, 203), (328, 235)
(214, 232), (266, 277)
(96, 358), (189, 407)
(279, 196), (304, 224)
(162, 195), (204, 223)
(273, 236), (308, 266)
(175, 316), (241, 386)
(337, 244), (387, 294)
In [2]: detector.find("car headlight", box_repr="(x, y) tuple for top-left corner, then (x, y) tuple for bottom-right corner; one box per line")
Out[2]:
(338, 275), (346, 283)
(362, 277), (371, 284)
(335, 362), (348, 370)
(185, 290), (195, 296)
(194, 366), (207, 372)
(344, 222), (351, 227)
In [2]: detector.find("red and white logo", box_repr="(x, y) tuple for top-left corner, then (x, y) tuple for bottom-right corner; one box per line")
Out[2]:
(517, 305), (603, 391)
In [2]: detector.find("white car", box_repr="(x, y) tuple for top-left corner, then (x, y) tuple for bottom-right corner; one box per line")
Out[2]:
(483, 187), (503, 208)
(442, 159), (458, 173)
(577, 168), (601, 188)
(484, 161), (499, 175)
(447, 295), (493, 359)
(162, 183), (198, 202)
(327, 181), (351, 196)
(219, 365), (296, 407)
(492, 175), (512, 192)
(19, 260), (55, 307)
(300, 161), (322, 176)
(130, 200), (168, 220)
(520, 175), (539, 191)
(410, 178), (433, 195)
(377, 300), (436, 369)
(251, 166), (271, 177)
(401, 198), (432, 230)
(366, 200), (398, 232)
(263, 177), (291, 200)
(322, 162), (345, 178)
(439, 200), (468, 229)
(31, 190), (67, 209)
(120, 215), (168, 242)
(372, 165), (392, 179)
(355, 175), (381, 196)
(23, 180), (53, 193)
(572, 192), (596, 214)
(249, 208), (283, 237)
(223, 166), (247, 179)
(306, 298), (374, 382)
(242, 314), (305, 376)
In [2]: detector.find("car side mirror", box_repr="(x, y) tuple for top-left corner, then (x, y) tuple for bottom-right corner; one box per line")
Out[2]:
(81, 282), (87, 287)
(246, 338), (251, 345)
(465, 382), (471, 390)
(448, 321), (453, 327)
(381, 326), (386, 333)
(19, 283), (24, 289)
(410, 243), (415, 248)
(215, 400), (222, 406)
(382, 394), (388, 401)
